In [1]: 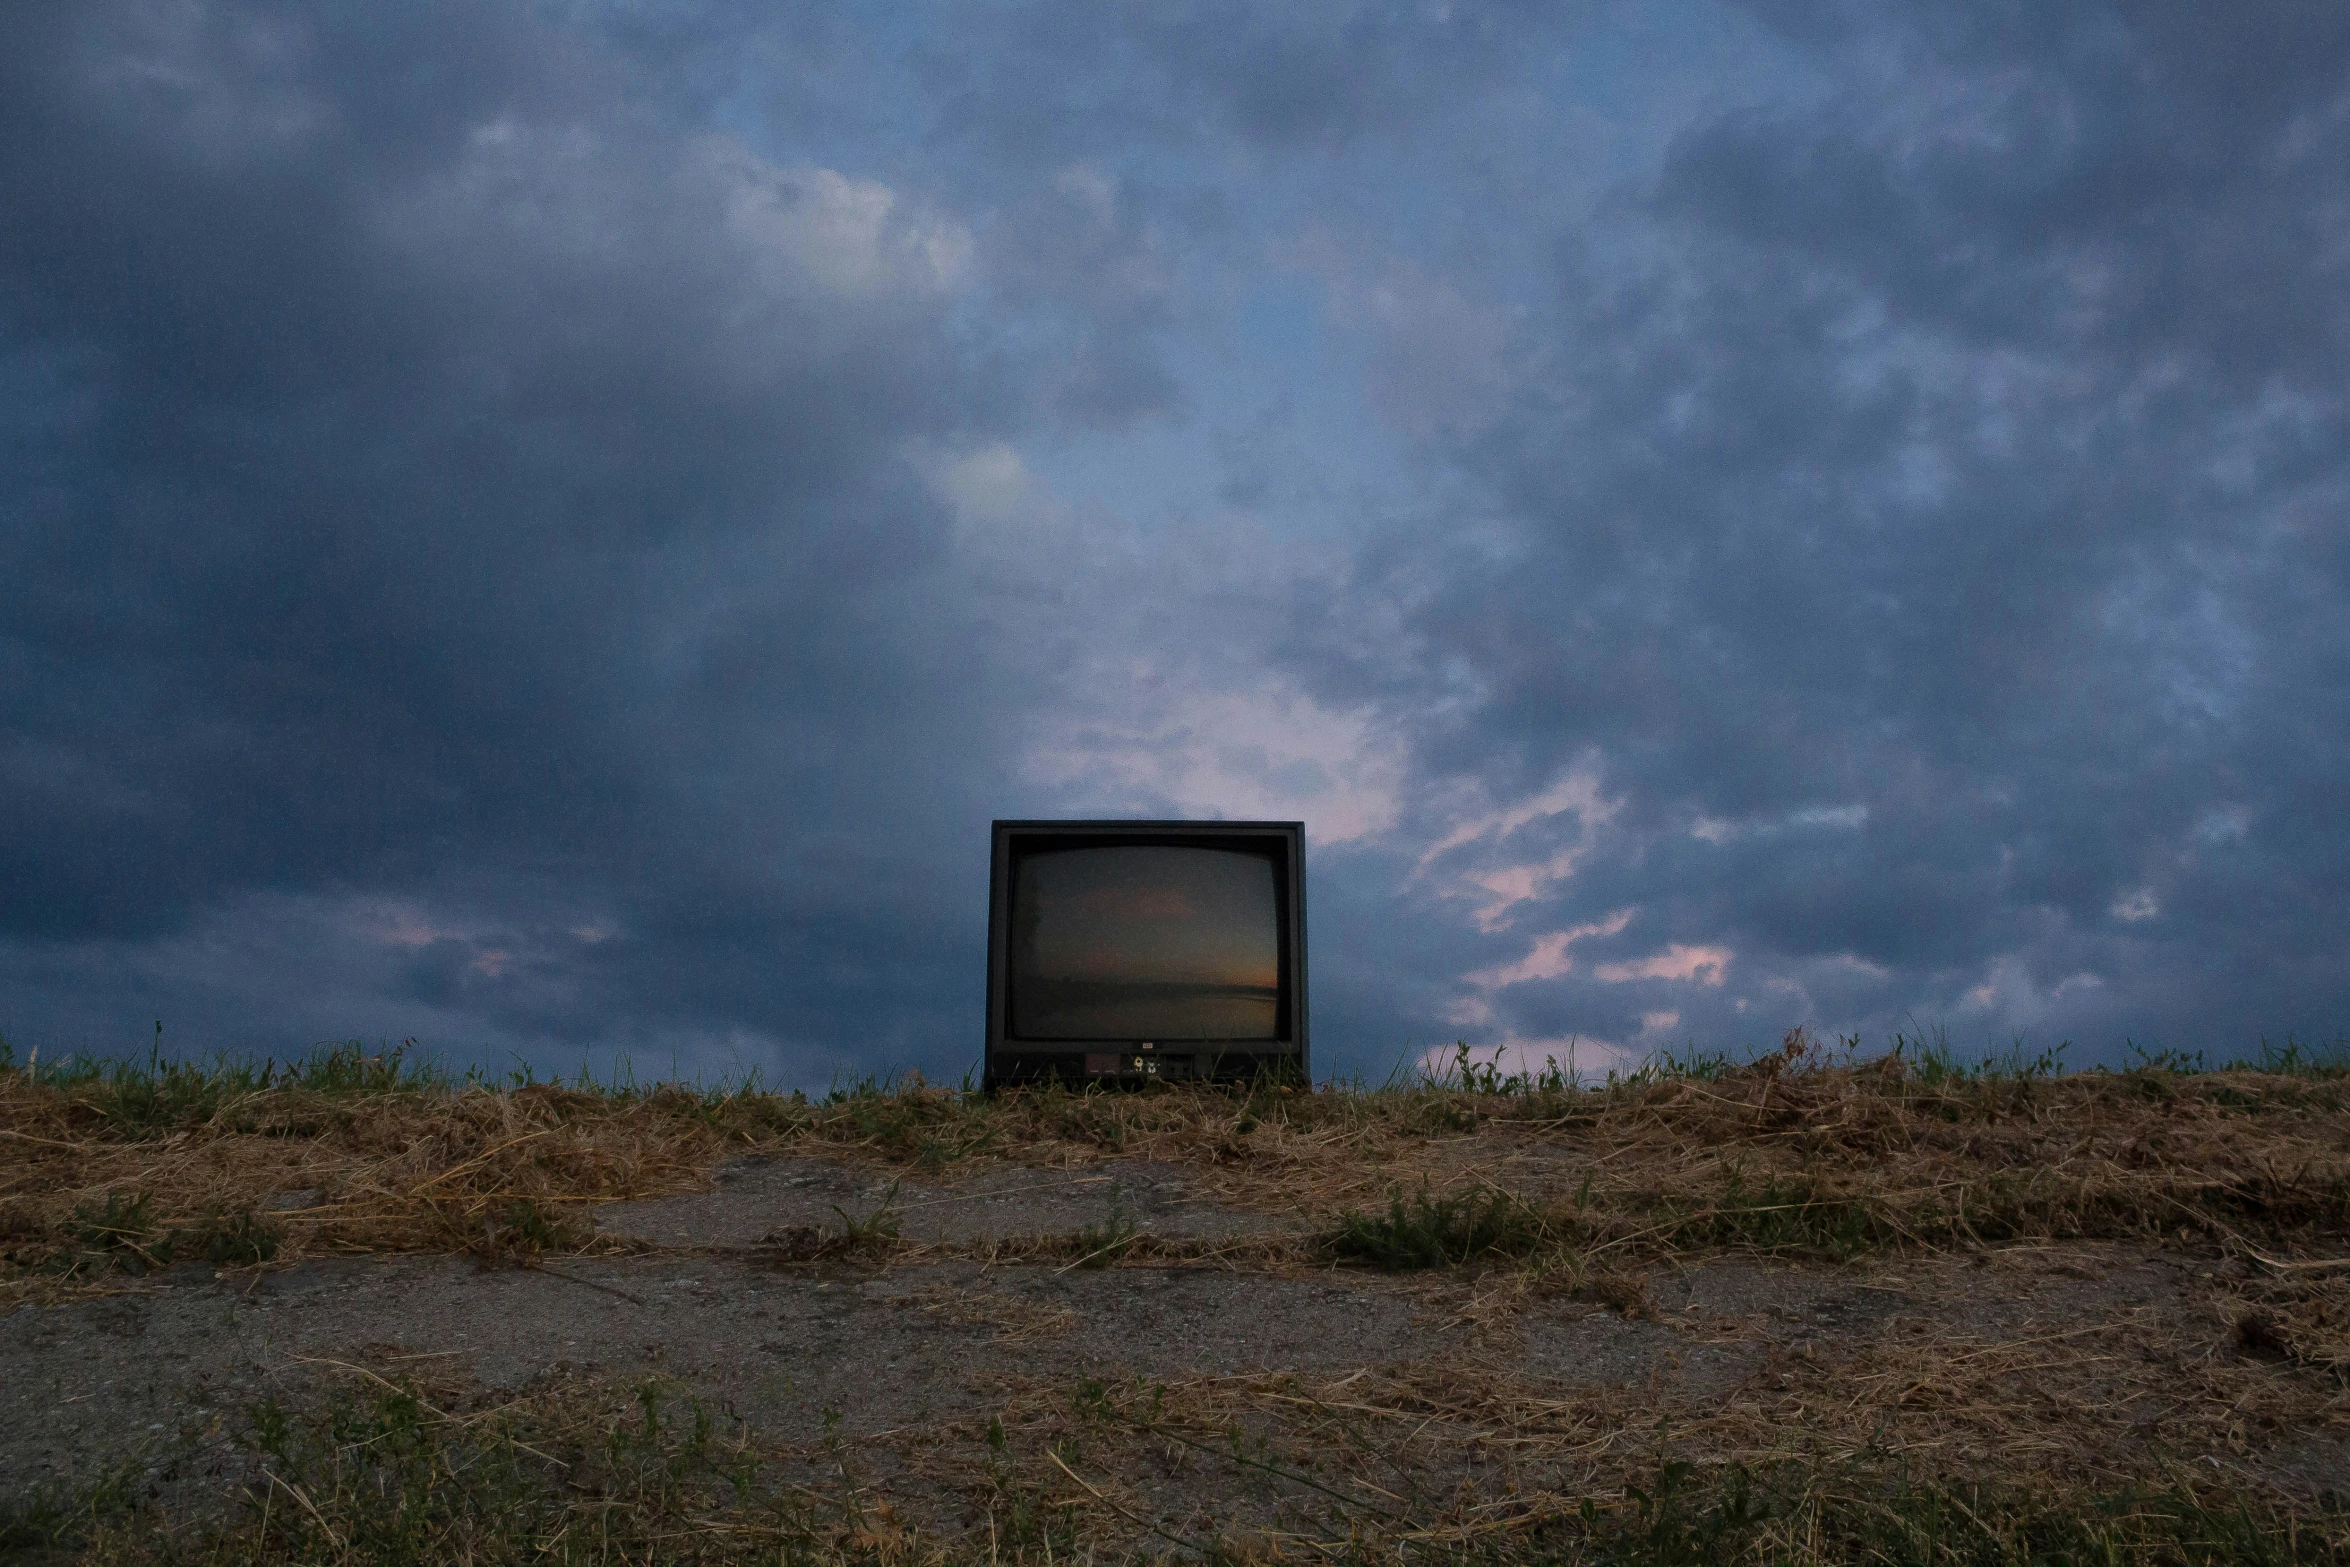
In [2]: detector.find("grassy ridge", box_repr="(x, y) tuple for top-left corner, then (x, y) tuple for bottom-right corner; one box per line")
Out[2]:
(6, 1032), (2349, 1283)
(6, 1035), (2350, 1563)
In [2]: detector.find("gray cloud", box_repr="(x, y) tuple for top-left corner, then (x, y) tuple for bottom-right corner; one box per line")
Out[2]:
(2, 3), (1024, 1073)
(4, 2), (2345, 1083)
(1358, 3), (2350, 1057)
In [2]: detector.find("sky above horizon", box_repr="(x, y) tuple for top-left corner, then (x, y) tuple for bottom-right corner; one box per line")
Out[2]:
(5, 2), (2348, 1087)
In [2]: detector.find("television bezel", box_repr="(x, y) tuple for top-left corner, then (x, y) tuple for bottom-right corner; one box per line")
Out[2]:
(984, 819), (1307, 1089)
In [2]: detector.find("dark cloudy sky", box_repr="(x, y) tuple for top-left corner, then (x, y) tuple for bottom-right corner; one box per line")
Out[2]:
(6, 2), (2347, 1086)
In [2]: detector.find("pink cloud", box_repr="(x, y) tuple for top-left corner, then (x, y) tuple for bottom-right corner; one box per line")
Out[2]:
(1591, 943), (1731, 986)
(348, 900), (468, 948)
(1444, 994), (1496, 1028)
(1411, 767), (1623, 930)
(1023, 680), (1406, 846)
(1464, 908), (1634, 988)
(1414, 769), (1616, 872)
(1460, 850), (1592, 932)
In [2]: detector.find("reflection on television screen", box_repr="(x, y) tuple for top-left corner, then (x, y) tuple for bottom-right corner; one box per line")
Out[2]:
(1010, 846), (1279, 1040)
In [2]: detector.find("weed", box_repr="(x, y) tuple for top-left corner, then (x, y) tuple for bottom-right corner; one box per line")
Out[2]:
(56, 1189), (170, 1274)
(20, 1040), (439, 1139)
(65, 1188), (160, 1252)
(1656, 1168), (1890, 1260)
(1326, 1182), (1551, 1269)
(168, 1203), (282, 1267)
(1583, 1460), (1770, 1565)
(1070, 1377), (1115, 1424)
(1069, 1184), (1137, 1268)
(0, 1497), (72, 1555)
(2251, 1037), (2350, 1078)
(830, 1178), (903, 1251)
(476, 1197), (579, 1261)
(0, 1461), (144, 1556)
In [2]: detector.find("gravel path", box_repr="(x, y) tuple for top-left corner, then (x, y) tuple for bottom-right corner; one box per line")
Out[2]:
(6, 1156), (2346, 1519)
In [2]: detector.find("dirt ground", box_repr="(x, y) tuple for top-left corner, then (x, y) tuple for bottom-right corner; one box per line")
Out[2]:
(8, 1150), (2347, 1540)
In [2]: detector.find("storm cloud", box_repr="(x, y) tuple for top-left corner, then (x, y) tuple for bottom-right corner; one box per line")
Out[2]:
(4, 2), (2345, 1083)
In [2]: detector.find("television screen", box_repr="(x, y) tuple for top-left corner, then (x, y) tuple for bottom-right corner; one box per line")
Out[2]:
(1010, 845), (1279, 1040)
(985, 821), (1306, 1087)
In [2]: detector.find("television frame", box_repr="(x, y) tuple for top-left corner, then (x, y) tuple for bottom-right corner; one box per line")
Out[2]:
(984, 819), (1307, 1090)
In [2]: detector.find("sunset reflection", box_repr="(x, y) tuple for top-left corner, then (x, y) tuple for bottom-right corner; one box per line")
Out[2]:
(1010, 846), (1279, 1039)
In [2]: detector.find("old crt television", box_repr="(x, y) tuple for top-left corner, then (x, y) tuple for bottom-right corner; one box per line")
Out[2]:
(985, 820), (1307, 1088)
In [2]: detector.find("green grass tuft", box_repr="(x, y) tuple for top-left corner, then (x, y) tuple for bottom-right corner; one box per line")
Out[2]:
(1326, 1182), (1552, 1270)
(1652, 1168), (1892, 1260)
(169, 1204), (282, 1267)
(1069, 1185), (1138, 1269)
(47, 1193), (282, 1276)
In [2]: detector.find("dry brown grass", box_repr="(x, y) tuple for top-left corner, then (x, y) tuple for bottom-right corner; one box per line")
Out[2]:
(11, 1041), (2350, 1561)
(32, 1334), (2331, 1559)
(44, 1334), (2348, 1564)
(6, 1040), (2347, 1291)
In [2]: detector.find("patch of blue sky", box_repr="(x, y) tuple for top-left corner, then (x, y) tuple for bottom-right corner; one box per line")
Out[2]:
(1018, 272), (1409, 555)
(1556, 0), (1827, 156)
